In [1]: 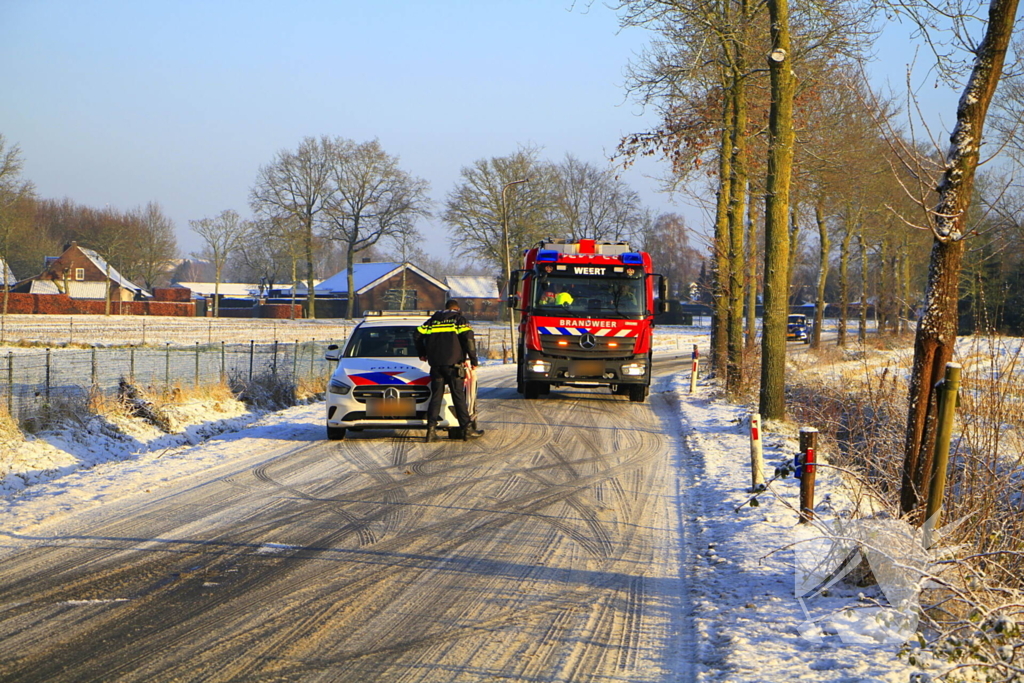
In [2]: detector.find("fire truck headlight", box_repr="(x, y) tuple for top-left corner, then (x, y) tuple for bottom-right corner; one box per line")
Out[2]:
(328, 379), (352, 395)
(528, 360), (551, 374)
(621, 363), (646, 377)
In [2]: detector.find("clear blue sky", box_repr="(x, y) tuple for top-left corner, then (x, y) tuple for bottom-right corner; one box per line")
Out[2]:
(0, 1), (965, 262)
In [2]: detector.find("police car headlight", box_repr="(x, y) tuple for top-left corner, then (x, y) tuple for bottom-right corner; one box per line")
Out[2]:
(328, 379), (351, 395)
(621, 363), (646, 376)
(528, 360), (551, 373)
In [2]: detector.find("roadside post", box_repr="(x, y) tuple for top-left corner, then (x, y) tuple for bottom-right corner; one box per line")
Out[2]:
(689, 344), (699, 394)
(750, 413), (765, 490)
(796, 428), (818, 524)
(924, 363), (962, 544)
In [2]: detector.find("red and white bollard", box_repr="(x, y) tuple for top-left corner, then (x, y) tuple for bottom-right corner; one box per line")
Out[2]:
(797, 428), (818, 524)
(689, 344), (699, 394)
(750, 413), (765, 490)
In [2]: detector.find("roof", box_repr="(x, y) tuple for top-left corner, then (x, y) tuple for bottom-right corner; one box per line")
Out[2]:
(0, 259), (15, 286)
(315, 262), (447, 296)
(356, 314), (431, 327)
(445, 275), (499, 299)
(174, 282), (259, 298)
(77, 245), (146, 295)
(29, 280), (114, 299)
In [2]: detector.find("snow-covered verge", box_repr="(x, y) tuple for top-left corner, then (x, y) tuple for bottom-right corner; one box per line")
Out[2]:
(0, 396), (264, 531)
(668, 374), (930, 682)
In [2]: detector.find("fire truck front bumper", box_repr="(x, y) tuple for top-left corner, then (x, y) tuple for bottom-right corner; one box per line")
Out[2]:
(522, 352), (648, 385)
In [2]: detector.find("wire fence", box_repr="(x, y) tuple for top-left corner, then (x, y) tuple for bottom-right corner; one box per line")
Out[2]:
(2, 340), (339, 425)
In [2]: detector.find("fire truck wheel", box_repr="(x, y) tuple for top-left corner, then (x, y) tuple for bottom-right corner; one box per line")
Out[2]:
(523, 381), (541, 400)
(628, 385), (648, 403)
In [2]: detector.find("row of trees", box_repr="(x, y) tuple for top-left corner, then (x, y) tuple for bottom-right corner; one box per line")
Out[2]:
(0, 131), (704, 319)
(612, 0), (1021, 523)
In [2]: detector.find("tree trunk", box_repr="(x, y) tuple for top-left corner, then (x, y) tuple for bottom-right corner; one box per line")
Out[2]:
(727, 63), (749, 397)
(712, 94), (734, 377)
(305, 214), (316, 320)
(900, 0), (1019, 518)
(837, 227), (853, 347)
(812, 203), (829, 349)
(858, 232), (868, 342)
(746, 191), (759, 351)
(346, 242), (357, 319)
(758, 0), (795, 421)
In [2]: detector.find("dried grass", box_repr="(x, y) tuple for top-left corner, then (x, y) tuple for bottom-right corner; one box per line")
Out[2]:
(787, 335), (1024, 678)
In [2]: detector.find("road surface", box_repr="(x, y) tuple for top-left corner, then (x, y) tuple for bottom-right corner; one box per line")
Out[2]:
(0, 357), (695, 682)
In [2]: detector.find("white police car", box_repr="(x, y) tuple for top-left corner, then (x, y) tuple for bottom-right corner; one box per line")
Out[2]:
(324, 314), (477, 440)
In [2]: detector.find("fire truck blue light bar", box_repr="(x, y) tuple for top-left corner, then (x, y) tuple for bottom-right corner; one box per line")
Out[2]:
(537, 250), (560, 262)
(621, 252), (643, 265)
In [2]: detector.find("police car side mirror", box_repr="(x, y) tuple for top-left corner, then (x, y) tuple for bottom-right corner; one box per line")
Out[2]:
(324, 344), (342, 361)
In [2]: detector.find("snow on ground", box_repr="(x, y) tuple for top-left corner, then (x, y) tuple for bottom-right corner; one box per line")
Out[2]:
(670, 373), (926, 682)
(0, 325), (934, 680)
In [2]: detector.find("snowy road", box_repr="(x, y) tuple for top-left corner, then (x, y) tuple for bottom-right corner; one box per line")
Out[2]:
(0, 357), (695, 682)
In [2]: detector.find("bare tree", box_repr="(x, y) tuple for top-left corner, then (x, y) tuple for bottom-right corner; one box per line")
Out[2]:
(251, 136), (334, 318)
(320, 139), (430, 319)
(444, 146), (557, 273)
(550, 154), (647, 242)
(885, 0), (1022, 518)
(0, 135), (35, 326)
(123, 202), (178, 290)
(190, 210), (249, 317)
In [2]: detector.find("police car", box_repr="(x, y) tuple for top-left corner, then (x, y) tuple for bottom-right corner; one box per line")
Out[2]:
(323, 313), (478, 440)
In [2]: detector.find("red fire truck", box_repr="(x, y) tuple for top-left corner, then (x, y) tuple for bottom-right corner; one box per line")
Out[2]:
(507, 239), (667, 403)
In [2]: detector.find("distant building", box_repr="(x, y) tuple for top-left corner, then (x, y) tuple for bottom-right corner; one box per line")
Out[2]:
(13, 241), (147, 301)
(445, 275), (501, 320)
(312, 262), (448, 317)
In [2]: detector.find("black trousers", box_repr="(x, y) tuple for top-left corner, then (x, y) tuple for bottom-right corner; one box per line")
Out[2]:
(427, 364), (472, 428)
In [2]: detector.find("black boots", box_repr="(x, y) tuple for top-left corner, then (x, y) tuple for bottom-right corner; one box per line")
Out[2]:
(462, 428), (484, 441)
(425, 426), (438, 443)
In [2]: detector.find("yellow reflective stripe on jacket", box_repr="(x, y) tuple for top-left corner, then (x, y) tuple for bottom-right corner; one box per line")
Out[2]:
(417, 322), (471, 335)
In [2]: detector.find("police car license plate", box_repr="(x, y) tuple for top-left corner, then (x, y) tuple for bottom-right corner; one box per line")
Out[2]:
(366, 397), (416, 417)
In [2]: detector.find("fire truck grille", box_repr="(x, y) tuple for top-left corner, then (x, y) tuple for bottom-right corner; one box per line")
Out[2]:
(352, 386), (431, 404)
(540, 335), (636, 358)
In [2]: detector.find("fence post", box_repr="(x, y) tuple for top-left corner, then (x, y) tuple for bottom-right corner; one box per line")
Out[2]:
(309, 339), (315, 380)
(924, 363), (962, 542)
(798, 428), (818, 524)
(749, 413), (766, 490)
(220, 341), (226, 383)
(130, 345), (135, 383)
(165, 343), (170, 387)
(142, 319), (146, 346)
(272, 340), (278, 376)
(6, 351), (13, 417)
(292, 339), (298, 383)
(690, 344), (699, 394)
(91, 345), (97, 387)
(69, 318), (74, 345)
(45, 347), (51, 405)
(195, 341), (200, 389)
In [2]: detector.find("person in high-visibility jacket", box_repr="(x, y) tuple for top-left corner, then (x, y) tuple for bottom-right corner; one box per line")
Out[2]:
(555, 288), (574, 307)
(414, 299), (482, 442)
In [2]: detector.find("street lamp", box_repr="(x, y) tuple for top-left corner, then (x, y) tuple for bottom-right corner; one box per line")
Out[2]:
(502, 178), (529, 363)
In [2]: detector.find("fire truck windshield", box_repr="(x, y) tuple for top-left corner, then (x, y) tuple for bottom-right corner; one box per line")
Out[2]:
(532, 276), (644, 317)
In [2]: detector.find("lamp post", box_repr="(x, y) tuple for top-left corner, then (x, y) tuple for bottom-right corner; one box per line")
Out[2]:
(502, 178), (529, 363)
